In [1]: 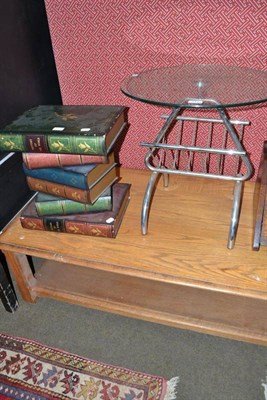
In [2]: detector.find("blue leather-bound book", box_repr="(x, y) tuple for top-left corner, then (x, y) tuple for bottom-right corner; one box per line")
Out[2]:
(23, 153), (116, 190)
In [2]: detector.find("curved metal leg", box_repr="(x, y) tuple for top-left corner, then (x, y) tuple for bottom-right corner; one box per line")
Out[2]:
(141, 172), (160, 235)
(162, 171), (169, 187)
(140, 105), (252, 248)
(227, 180), (244, 249)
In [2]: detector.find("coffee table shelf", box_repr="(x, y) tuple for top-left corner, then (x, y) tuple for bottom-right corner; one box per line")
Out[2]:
(0, 168), (266, 345)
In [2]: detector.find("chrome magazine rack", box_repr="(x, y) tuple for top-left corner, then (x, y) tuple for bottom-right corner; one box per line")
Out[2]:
(140, 100), (253, 249)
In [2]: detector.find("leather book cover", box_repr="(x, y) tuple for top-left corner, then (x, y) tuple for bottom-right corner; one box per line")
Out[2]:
(23, 152), (115, 190)
(22, 152), (107, 169)
(35, 186), (112, 216)
(20, 183), (131, 238)
(0, 105), (128, 155)
(26, 164), (118, 204)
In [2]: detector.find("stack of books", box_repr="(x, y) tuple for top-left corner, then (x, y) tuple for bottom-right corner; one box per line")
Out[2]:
(0, 105), (131, 238)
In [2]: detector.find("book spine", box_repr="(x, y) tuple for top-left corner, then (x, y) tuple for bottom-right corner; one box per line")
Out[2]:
(26, 176), (91, 203)
(22, 153), (107, 169)
(35, 196), (112, 216)
(0, 133), (105, 155)
(23, 164), (87, 189)
(20, 216), (113, 237)
(65, 221), (113, 237)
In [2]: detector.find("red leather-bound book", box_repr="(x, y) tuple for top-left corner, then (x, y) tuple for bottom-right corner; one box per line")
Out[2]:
(22, 152), (107, 169)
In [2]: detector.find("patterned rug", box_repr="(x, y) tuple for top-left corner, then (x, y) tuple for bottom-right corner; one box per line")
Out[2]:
(0, 333), (178, 400)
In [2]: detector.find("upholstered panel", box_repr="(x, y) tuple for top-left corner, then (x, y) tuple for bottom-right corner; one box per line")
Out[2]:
(45, 0), (267, 175)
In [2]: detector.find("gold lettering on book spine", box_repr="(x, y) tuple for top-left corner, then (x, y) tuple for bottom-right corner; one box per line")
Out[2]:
(71, 192), (82, 201)
(35, 183), (45, 191)
(78, 142), (96, 154)
(51, 140), (66, 152)
(55, 112), (77, 121)
(68, 225), (84, 234)
(90, 227), (108, 237)
(26, 221), (38, 229)
(4, 139), (15, 149)
(1, 138), (23, 151)
(51, 187), (61, 196)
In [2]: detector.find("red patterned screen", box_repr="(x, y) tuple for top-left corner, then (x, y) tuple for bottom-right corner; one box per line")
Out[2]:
(45, 0), (267, 175)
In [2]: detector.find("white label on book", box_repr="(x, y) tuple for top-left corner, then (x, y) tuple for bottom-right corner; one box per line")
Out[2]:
(80, 128), (91, 132)
(106, 217), (114, 224)
(52, 127), (65, 131)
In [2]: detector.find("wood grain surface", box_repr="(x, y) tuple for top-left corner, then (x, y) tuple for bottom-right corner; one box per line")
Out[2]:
(0, 168), (266, 344)
(0, 168), (266, 296)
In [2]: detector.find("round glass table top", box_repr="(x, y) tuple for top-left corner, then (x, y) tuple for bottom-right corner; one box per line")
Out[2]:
(121, 64), (267, 109)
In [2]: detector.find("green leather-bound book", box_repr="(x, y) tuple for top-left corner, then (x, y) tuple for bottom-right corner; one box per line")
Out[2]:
(0, 105), (128, 155)
(35, 186), (112, 216)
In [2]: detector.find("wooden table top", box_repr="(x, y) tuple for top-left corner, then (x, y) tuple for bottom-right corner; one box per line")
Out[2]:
(0, 168), (266, 299)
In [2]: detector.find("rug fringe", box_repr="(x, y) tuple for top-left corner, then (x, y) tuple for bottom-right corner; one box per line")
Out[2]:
(165, 376), (179, 400)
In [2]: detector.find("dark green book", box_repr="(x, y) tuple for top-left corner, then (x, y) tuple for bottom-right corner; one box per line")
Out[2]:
(35, 186), (112, 216)
(0, 105), (128, 155)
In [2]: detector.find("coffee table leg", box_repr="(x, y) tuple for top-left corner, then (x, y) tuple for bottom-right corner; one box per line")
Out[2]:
(2, 251), (37, 303)
(141, 171), (160, 235)
(217, 108), (253, 249)
(228, 180), (244, 249)
(0, 259), (19, 312)
(141, 108), (182, 235)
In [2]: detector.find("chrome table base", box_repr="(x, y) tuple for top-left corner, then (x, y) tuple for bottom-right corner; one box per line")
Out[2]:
(141, 102), (253, 249)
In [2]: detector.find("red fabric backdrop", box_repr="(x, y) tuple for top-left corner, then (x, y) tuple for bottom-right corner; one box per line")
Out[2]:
(44, 0), (267, 176)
